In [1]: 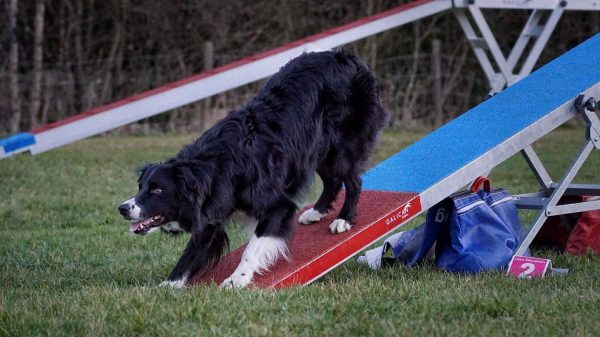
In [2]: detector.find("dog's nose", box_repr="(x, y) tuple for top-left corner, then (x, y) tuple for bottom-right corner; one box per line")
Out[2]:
(118, 203), (132, 215)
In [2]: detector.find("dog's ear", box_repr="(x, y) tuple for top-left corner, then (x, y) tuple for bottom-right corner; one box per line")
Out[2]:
(175, 161), (213, 205)
(137, 163), (157, 184)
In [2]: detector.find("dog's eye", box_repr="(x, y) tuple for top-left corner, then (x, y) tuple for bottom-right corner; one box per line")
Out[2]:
(150, 188), (162, 195)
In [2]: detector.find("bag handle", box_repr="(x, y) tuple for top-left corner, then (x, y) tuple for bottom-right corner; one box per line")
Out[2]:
(470, 176), (491, 193)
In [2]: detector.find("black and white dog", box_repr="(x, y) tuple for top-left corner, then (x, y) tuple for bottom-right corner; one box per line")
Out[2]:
(118, 50), (388, 288)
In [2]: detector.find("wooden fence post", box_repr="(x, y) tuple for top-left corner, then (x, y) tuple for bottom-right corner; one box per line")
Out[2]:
(202, 41), (215, 131)
(8, 0), (22, 133)
(432, 39), (443, 129)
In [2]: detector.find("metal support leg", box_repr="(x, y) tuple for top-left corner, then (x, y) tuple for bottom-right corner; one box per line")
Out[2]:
(506, 10), (544, 72)
(515, 95), (600, 255)
(454, 9), (502, 92)
(515, 140), (596, 255)
(517, 7), (565, 79)
(453, 4), (564, 93)
(466, 6), (513, 84)
(521, 145), (553, 193)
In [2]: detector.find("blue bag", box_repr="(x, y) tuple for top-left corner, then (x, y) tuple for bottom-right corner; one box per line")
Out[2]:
(433, 177), (528, 273)
(358, 177), (528, 273)
(357, 224), (436, 269)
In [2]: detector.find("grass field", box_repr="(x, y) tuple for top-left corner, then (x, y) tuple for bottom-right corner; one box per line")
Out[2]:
(1, 126), (600, 336)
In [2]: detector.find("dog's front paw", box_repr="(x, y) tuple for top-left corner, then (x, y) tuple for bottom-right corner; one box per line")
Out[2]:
(329, 219), (352, 234)
(298, 208), (326, 224)
(159, 279), (187, 289)
(220, 273), (252, 288)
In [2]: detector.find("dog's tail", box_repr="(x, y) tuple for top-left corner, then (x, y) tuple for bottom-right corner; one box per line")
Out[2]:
(332, 49), (389, 130)
(351, 66), (390, 131)
(345, 59), (390, 167)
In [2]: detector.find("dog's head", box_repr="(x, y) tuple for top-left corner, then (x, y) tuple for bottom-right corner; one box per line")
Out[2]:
(118, 160), (212, 235)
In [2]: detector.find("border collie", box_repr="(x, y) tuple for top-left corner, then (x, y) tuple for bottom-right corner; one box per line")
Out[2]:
(118, 50), (388, 288)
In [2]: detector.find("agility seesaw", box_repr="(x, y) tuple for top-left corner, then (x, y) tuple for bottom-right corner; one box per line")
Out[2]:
(190, 33), (600, 288)
(0, 0), (452, 159)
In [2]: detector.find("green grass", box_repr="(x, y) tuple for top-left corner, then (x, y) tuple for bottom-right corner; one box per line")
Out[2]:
(1, 126), (600, 336)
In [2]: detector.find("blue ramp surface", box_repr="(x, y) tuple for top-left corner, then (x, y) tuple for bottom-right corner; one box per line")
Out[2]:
(363, 33), (600, 194)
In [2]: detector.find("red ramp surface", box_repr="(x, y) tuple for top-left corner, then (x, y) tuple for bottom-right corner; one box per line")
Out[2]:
(190, 190), (420, 288)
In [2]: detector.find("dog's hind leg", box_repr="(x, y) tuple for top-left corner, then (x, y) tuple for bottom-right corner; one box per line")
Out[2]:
(221, 200), (295, 288)
(329, 172), (361, 234)
(327, 81), (387, 233)
(298, 168), (342, 225)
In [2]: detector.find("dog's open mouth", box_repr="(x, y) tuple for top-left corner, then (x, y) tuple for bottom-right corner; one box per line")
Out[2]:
(130, 215), (166, 234)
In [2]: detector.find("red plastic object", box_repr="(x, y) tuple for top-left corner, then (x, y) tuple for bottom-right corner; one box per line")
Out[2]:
(565, 196), (600, 255)
(469, 176), (491, 193)
(531, 196), (582, 251)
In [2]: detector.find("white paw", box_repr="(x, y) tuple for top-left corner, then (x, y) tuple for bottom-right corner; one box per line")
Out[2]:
(298, 208), (326, 224)
(329, 219), (352, 234)
(159, 279), (186, 289)
(220, 273), (253, 288)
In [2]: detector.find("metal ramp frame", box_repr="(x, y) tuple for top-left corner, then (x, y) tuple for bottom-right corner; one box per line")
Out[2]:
(2, 0), (599, 160)
(192, 33), (600, 288)
(514, 95), (600, 255)
(455, 1), (565, 93)
(454, 0), (600, 93)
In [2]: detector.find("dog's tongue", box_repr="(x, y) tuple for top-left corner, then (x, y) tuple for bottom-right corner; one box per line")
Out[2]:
(130, 221), (142, 232)
(130, 217), (150, 232)
(129, 216), (163, 233)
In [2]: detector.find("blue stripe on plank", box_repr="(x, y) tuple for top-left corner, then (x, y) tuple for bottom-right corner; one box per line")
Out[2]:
(363, 33), (600, 193)
(0, 133), (36, 153)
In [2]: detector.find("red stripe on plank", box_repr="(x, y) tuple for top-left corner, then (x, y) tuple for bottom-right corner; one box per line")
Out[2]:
(190, 190), (421, 288)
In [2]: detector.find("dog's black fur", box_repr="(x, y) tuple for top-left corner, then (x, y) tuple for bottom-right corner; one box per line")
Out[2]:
(119, 50), (388, 284)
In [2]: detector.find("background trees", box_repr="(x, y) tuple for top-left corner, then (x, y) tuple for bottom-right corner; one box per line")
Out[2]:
(1, 0), (598, 135)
